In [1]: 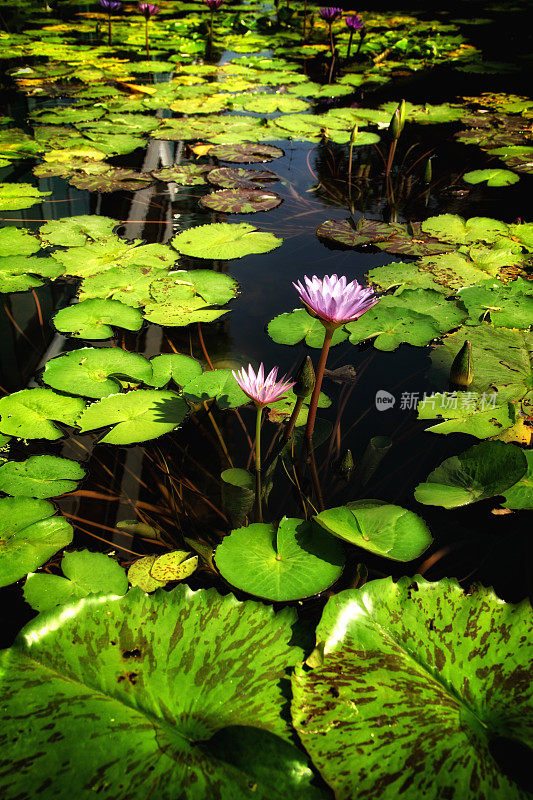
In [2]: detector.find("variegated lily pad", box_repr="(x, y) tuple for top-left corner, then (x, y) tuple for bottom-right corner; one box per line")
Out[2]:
(69, 168), (153, 193)
(207, 167), (279, 189)
(210, 143), (284, 163)
(151, 164), (211, 185)
(201, 189), (282, 214)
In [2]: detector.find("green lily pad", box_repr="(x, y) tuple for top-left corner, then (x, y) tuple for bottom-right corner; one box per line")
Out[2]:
(367, 261), (448, 295)
(463, 168), (519, 187)
(39, 215), (118, 247)
(502, 450), (533, 510)
(51, 237), (178, 279)
(458, 278), (533, 328)
(215, 517), (345, 601)
(221, 468), (255, 527)
(431, 325), (533, 413)
(292, 575), (533, 800)
(414, 441), (527, 508)
(171, 223), (282, 260)
(210, 143), (284, 163)
(53, 299), (144, 339)
(420, 214), (509, 246)
(268, 309), (349, 348)
(182, 369), (248, 410)
(0, 497), (73, 587)
(43, 348), (153, 398)
(0, 455), (85, 499)
(315, 501), (432, 561)
(380, 100), (464, 124)
(77, 389), (189, 445)
(0, 183), (51, 210)
(237, 94), (310, 113)
(0, 226), (41, 257)
(417, 393), (515, 438)
(142, 269), (239, 326)
(146, 353), (203, 389)
(0, 255), (64, 293)
(24, 550), (128, 612)
(207, 167), (279, 189)
(200, 189), (282, 214)
(79, 264), (169, 308)
(346, 290), (466, 351)
(0, 585), (311, 798)
(69, 168), (153, 194)
(416, 249), (521, 292)
(0, 389), (86, 440)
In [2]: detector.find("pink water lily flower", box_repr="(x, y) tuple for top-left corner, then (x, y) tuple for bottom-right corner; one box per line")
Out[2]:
(233, 363), (295, 407)
(293, 274), (379, 326)
(139, 2), (158, 18)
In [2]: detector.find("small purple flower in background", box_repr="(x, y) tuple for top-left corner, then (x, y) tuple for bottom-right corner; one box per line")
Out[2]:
(293, 274), (379, 327)
(319, 7), (342, 22)
(139, 2), (159, 19)
(205, 0), (223, 9)
(346, 14), (363, 31)
(100, 0), (122, 10)
(99, 0), (122, 46)
(233, 364), (295, 407)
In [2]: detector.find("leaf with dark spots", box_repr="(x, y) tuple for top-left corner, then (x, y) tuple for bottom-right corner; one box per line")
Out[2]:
(210, 143), (284, 164)
(0, 586), (313, 800)
(292, 576), (533, 800)
(200, 189), (282, 214)
(207, 167), (279, 190)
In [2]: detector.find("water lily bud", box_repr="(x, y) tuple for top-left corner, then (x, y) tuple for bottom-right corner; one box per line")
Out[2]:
(450, 340), (473, 388)
(424, 157), (432, 183)
(293, 355), (315, 398)
(388, 108), (402, 140)
(350, 123), (358, 145)
(337, 449), (354, 482)
(398, 99), (406, 130)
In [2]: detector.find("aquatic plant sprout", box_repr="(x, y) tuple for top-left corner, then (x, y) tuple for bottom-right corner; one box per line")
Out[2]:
(232, 363), (295, 408)
(293, 274), (380, 328)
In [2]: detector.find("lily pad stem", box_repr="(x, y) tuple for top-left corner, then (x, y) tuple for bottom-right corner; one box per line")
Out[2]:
(108, 13), (112, 46)
(255, 405), (263, 522)
(346, 29), (354, 59)
(305, 324), (334, 443)
(145, 18), (150, 57)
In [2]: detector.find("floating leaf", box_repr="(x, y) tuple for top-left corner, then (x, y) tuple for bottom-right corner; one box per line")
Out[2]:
(458, 278), (533, 328)
(292, 575), (533, 800)
(149, 550), (198, 582)
(201, 188), (282, 214)
(0, 255), (63, 293)
(215, 517), (345, 601)
(431, 325), (533, 412)
(151, 164), (210, 185)
(346, 290), (466, 351)
(182, 369), (248, 409)
(0, 389), (86, 440)
(210, 143), (284, 163)
(420, 214), (509, 246)
(79, 264), (169, 308)
(69, 168), (153, 193)
(24, 550), (128, 612)
(0, 226), (41, 257)
(367, 261), (447, 295)
(502, 450), (533, 510)
(39, 215), (118, 247)
(172, 222), (282, 260)
(51, 237), (178, 279)
(237, 94), (310, 113)
(43, 348), (152, 398)
(143, 269), (238, 326)
(0, 455), (84, 499)
(315, 501), (432, 561)
(146, 353), (203, 389)
(0, 183), (51, 210)
(0, 497), (73, 587)
(0, 586), (307, 798)
(77, 390), (189, 445)
(414, 441), (527, 508)
(207, 167), (279, 189)
(53, 299), (144, 339)
(417, 392), (515, 438)
(463, 168), (519, 187)
(268, 309), (349, 348)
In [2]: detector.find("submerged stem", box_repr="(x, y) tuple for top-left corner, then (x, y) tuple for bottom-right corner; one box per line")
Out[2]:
(255, 405), (263, 522)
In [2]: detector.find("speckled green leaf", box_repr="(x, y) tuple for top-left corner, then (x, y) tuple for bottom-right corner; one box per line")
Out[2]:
(43, 347), (152, 398)
(207, 167), (279, 190)
(292, 575), (533, 800)
(0, 455), (84, 498)
(39, 215), (118, 247)
(127, 554), (166, 592)
(458, 278), (533, 328)
(150, 550), (198, 581)
(0, 585), (306, 799)
(0, 182), (51, 210)
(77, 390), (189, 445)
(79, 264), (168, 308)
(53, 299), (144, 339)
(414, 441), (527, 508)
(201, 189), (282, 214)
(0, 388), (86, 440)
(210, 143), (284, 163)
(417, 392), (515, 438)
(151, 164), (210, 185)
(0, 497), (73, 587)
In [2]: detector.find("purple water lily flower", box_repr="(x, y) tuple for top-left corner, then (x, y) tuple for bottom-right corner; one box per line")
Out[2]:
(205, 0), (223, 9)
(100, 0), (122, 10)
(293, 274), (379, 327)
(346, 14), (363, 31)
(319, 7), (342, 23)
(233, 364), (295, 408)
(139, 2), (159, 18)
